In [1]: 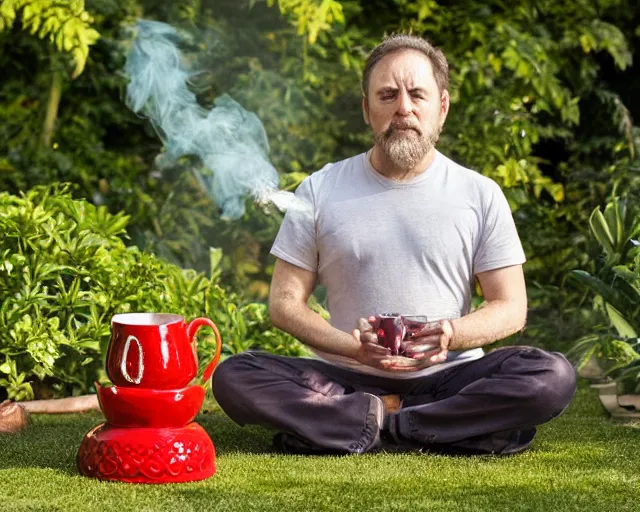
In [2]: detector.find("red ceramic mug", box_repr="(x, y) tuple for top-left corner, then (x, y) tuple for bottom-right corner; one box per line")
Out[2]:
(105, 313), (222, 389)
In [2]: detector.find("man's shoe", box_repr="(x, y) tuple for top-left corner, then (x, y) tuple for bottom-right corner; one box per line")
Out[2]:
(272, 432), (343, 455)
(436, 427), (537, 456)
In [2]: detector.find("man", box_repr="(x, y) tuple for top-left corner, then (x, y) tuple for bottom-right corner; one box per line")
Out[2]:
(212, 34), (576, 456)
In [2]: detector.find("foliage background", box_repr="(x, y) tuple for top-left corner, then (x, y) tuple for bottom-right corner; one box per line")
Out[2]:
(0, 0), (639, 397)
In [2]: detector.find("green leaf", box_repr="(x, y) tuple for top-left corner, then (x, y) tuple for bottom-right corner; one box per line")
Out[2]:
(605, 303), (637, 338)
(611, 266), (639, 286)
(568, 270), (618, 304)
(603, 200), (625, 251)
(579, 33), (593, 53)
(589, 207), (615, 255)
(209, 247), (223, 281)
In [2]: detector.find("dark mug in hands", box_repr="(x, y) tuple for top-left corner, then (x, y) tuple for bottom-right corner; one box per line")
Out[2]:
(375, 313), (405, 355)
(374, 313), (433, 357)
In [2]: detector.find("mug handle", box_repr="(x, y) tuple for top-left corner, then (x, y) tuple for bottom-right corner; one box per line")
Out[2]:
(186, 318), (222, 383)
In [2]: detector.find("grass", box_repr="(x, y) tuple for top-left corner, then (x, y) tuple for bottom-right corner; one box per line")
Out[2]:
(0, 383), (639, 512)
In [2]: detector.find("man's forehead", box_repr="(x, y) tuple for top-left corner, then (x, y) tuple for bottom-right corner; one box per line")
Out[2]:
(370, 50), (435, 88)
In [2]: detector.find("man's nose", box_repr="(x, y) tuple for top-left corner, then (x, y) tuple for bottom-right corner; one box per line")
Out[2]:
(396, 90), (412, 115)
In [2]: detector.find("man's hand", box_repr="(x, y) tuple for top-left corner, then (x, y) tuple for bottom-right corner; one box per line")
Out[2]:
(351, 316), (392, 370)
(403, 320), (452, 358)
(382, 320), (452, 373)
(352, 317), (452, 372)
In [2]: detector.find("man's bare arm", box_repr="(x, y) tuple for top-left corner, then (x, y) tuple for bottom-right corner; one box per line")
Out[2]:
(268, 258), (361, 358)
(448, 264), (527, 351)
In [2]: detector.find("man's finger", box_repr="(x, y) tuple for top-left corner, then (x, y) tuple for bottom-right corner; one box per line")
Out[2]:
(414, 321), (444, 337)
(361, 331), (378, 344)
(380, 358), (421, 372)
(358, 317), (375, 333)
(428, 349), (448, 364)
(364, 342), (390, 355)
(405, 347), (444, 361)
(380, 355), (420, 366)
(402, 337), (440, 351)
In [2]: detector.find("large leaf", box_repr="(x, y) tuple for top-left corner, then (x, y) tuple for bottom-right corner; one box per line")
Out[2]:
(612, 265), (640, 289)
(610, 266), (640, 306)
(568, 270), (623, 310)
(603, 340), (640, 374)
(589, 207), (616, 255)
(209, 247), (223, 282)
(566, 334), (600, 369)
(603, 200), (625, 252)
(605, 302), (637, 338)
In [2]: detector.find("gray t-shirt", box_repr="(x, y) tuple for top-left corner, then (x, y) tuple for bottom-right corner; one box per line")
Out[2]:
(270, 150), (526, 379)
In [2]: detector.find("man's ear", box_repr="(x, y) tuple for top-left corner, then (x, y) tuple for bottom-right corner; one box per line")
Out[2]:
(439, 89), (451, 129)
(362, 95), (370, 126)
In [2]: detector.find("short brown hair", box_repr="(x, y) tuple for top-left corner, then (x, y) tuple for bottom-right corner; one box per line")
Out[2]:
(362, 34), (449, 97)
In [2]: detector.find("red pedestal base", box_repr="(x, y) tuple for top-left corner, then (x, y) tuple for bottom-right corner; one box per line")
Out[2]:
(77, 422), (215, 484)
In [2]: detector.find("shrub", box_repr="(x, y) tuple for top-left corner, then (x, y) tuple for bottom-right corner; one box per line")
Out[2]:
(567, 196), (640, 392)
(0, 184), (311, 400)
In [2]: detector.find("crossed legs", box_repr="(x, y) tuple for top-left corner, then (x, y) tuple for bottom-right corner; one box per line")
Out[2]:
(212, 346), (576, 455)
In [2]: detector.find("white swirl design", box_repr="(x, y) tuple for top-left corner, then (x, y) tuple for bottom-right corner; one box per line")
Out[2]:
(121, 335), (144, 384)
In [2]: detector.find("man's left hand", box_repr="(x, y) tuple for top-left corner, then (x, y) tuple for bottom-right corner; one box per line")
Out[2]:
(381, 320), (453, 372)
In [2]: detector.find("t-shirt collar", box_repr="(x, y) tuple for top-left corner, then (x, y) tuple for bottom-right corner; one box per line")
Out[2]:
(363, 149), (442, 188)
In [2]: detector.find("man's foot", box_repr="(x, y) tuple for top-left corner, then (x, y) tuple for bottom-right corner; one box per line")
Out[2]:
(0, 401), (28, 434)
(380, 394), (402, 413)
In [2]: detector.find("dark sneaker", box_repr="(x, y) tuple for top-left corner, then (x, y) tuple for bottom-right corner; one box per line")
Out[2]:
(272, 432), (343, 455)
(421, 428), (537, 456)
(379, 431), (424, 453)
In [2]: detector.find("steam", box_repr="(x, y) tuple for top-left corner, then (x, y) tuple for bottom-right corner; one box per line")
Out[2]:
(124, 20), (306, 220)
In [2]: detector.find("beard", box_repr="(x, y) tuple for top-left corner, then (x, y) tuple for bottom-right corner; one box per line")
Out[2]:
(373, 118), (441, 171)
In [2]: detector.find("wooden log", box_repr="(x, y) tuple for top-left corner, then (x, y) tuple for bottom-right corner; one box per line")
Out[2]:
(20, 394), (99, 414)
(0, 394), (101, 434)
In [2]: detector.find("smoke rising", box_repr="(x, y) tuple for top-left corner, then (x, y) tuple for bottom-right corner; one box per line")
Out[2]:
(124, 20), (305, 220)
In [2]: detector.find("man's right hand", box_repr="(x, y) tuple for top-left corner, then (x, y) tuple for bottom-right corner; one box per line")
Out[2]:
(351, 316), (392, 370)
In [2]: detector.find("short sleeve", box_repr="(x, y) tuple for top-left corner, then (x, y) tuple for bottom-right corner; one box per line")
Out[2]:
(473, 181), (526, 274)
(270, 176), (318, 272)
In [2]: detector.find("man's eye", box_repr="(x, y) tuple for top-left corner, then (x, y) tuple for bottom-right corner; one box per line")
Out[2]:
(382, 95), (395, 100)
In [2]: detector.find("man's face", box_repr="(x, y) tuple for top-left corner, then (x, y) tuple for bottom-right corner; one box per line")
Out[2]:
(363, 49), (449, 170)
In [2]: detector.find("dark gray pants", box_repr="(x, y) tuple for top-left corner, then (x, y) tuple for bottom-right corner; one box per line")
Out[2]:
(212, 346), (577, 455)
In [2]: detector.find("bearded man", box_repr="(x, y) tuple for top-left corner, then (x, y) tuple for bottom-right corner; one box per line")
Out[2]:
(212, 34), (577, 455)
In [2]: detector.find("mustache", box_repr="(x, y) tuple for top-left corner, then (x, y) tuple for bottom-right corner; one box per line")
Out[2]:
(385, 123), (422, 136)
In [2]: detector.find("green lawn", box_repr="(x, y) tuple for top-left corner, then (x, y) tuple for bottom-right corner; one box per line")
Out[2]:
(1, 383), (639, 512)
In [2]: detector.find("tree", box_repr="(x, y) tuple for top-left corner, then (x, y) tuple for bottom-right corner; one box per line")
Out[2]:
(0, 0), (638, 330)
(0, 0), (100, 146)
